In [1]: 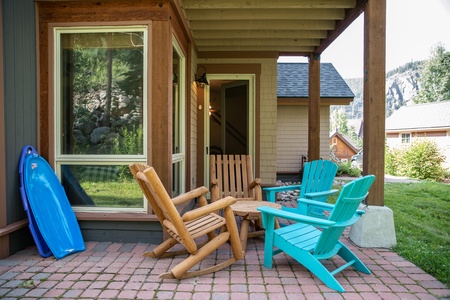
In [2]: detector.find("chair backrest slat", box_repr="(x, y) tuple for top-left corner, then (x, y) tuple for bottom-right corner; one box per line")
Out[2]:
(300, 160), (338, 202)
(235, 155), (244, 198)
(314, 175), (375, 255)
(211, 154), (256, 200)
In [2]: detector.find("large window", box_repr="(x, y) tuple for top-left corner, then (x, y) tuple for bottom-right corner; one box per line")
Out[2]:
(55, 26), (147, 211)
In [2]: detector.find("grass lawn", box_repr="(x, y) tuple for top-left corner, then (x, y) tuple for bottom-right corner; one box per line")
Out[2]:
(81, 179), (143, 208)
(384, 181), (450, 287)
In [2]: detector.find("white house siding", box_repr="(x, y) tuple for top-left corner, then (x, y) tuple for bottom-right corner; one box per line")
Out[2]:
(386, 130), (450, 169)
(277, 106), (331, 173)
(198, 58), (278, 185)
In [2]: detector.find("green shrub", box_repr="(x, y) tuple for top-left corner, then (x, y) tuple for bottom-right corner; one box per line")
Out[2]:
(336, 161), (361, 177)
(402, 140), (445, 181)
(385, 146), (404, 176)
(385, 140), (446, 182)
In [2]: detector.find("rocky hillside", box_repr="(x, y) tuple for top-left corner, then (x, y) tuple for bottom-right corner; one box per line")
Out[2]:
(333, 61), (423, 119)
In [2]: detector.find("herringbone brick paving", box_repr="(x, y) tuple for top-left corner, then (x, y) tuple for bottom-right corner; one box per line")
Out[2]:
(1, 229), (449, 300)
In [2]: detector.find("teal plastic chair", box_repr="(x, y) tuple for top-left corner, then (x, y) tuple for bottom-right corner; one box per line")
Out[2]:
(264, 160), (338, 217)
(258, 175), (376, 292)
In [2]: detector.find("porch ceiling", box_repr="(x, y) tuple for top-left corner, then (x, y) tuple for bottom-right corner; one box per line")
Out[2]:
(179, 0), (365, 55)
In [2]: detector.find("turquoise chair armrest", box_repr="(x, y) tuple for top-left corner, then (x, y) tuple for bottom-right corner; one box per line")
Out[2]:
(303, 189), (338, 199)
(298, 198), (335, 210)
(263, 185), (302, 203)
(258, 206), (335, 228)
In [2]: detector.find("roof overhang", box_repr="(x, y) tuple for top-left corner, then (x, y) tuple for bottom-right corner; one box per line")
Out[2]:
(177, 0), (365, 57)
(278, 97), (354, 106)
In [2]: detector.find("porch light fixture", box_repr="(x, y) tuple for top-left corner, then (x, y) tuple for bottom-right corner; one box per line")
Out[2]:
(195, 66), (209, 86)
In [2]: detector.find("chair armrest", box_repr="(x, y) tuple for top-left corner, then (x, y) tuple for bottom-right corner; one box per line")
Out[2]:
(249, 178), (262, 189)
(263, 185), (302, 203)
(336, 213), (364, 227)
(258, 206), (335, 228)
(172, 186), (209, 206)
(297, 198), (335, 211)
(303, 189), (338, 199)
(182, 196), (237, 222)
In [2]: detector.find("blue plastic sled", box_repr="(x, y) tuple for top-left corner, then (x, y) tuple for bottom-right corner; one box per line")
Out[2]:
(19, 145), (52, 258)
(21, 147), (85, 259)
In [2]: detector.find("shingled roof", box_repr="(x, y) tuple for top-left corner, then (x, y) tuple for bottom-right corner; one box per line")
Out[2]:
(385, 101), (450, 131)
(277, 63), (354, 98)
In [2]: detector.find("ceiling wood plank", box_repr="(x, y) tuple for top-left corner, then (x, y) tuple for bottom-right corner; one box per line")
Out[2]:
(185, 8), (345, 20)
(196, 38), (320, 47)
(190, 20), (336, 31)
(193, 30), (328, 39)
(197, 45), (316, 52)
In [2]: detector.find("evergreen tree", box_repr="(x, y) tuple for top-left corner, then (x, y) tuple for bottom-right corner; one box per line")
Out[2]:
(414, 43), (450, 103)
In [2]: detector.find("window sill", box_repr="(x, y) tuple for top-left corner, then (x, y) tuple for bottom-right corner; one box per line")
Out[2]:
(75, 212), (158, 222)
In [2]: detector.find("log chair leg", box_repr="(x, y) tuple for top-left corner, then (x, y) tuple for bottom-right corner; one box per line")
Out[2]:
(239, 218), (250, 252)
(224, 207), (244, 260)
(170, 232), (231, 279)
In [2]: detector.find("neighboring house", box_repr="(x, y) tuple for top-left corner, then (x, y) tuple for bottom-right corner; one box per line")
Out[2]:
(329, 132), (359, 163)
(277, 63), (354, 174)
(0, 0), (388, 258)
(385, 101), (450, 169)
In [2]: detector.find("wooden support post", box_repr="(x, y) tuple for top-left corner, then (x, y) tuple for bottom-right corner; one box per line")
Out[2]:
(0, 0), (8, 259)
(363, 0), (386, 206)
(152, 21), (172, 192)
(308, 53), (321, 161)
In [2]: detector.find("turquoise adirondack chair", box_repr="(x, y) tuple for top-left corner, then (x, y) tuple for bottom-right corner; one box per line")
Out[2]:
(258, 175), (376, 292)
(264, 160), (339, 217)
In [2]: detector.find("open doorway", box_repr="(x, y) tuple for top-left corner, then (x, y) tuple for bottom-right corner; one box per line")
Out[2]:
(203, 74), (255, 186)
(210, 80), (248, 155)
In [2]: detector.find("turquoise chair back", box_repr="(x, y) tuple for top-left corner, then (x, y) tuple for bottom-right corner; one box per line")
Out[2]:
(300, 160), (338, 202)
(314, 175), (376, 256)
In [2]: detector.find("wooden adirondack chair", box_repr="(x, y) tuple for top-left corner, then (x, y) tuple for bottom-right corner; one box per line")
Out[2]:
(264, 160), (338, 217)
(129, 163), (244, 279)
(210, 154), (262, 203)
(210, 154), (263, 234)
(258, 175), (376, 292)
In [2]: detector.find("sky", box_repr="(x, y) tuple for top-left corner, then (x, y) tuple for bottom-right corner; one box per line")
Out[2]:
(278, 0), (450, 78)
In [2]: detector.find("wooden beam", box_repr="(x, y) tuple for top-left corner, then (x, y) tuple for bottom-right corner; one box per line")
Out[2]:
(0, 220), (29, 237)
(182, 0), (356, 9)
(315, 0), (365, 54)
(308, 53), (321, 161)
(277, 97), (353, 106)
(363, 0), (386, 206)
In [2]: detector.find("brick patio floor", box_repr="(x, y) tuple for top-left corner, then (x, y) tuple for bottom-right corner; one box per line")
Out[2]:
(1, 229), (449, 300)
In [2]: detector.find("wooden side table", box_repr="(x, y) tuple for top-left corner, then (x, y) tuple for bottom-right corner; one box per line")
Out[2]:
(230, 200), (282, 251)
